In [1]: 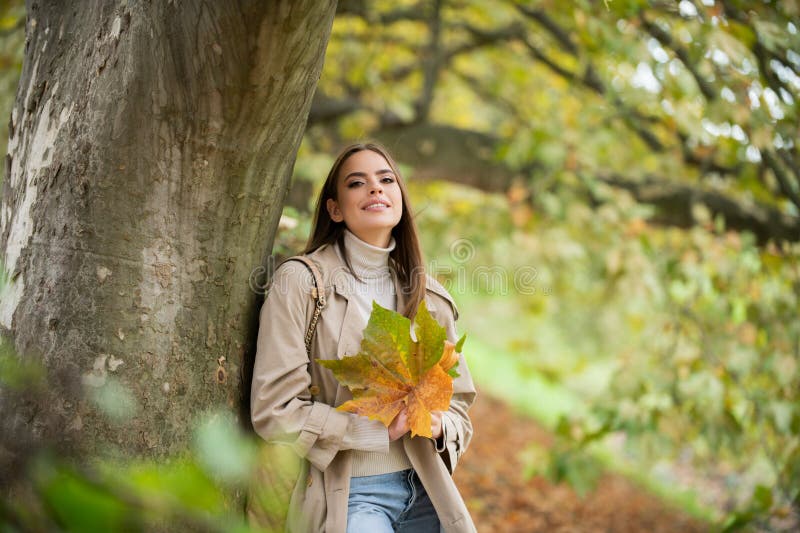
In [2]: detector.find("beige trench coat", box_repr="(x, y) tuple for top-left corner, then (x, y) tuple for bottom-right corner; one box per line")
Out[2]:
(251, 243), (477, 532)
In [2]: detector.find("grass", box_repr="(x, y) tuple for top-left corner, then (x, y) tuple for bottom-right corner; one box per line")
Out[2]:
(464, 335), (581, 428)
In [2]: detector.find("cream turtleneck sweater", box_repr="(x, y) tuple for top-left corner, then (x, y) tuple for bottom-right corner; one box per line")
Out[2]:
(336, 229), (413, 477)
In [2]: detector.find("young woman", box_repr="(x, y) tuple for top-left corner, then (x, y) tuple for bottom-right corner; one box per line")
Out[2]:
(250, 143), (477, 533)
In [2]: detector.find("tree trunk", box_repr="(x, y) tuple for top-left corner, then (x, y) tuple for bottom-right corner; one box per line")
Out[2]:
(0, 0), (336, 476)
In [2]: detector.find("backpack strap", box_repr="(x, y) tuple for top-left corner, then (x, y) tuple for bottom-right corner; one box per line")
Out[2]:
(282, 256), (326, 358)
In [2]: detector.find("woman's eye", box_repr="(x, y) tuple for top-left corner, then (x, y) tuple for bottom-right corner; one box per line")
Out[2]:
(347, 181), (364, 188)
(381, 176), (395, 183)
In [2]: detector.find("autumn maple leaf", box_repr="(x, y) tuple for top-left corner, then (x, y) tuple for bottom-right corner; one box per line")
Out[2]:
(317, 300), (466, 438)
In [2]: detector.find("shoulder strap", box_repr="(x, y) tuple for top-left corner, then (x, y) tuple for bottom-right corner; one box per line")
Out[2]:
(282, 256), (326, 357)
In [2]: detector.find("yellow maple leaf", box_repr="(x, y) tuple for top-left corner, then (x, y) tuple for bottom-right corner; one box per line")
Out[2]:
(317, 300), (465, 438)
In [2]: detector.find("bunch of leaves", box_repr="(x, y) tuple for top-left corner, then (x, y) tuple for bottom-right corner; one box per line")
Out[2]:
(318, 300), (464, 439)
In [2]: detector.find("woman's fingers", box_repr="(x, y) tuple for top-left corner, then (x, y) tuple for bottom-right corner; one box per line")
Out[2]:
(388, 409), (444, 440)
(388, 408), (410, 441)
(430, 411), (443, 440)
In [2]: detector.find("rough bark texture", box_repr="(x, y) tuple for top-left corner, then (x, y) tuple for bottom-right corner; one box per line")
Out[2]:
(0, 0), (336, 476)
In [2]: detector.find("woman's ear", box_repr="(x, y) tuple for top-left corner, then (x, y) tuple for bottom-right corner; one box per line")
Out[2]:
(326, 198), (343, 222)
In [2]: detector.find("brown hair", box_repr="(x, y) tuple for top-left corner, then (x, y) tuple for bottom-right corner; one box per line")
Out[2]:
(304, 142), (425, 319)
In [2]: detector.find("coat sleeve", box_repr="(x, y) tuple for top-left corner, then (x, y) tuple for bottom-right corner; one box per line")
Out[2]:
(250, 262), (359, 472)
(427, 282), (477, 474)
(438, 340), (476, 475)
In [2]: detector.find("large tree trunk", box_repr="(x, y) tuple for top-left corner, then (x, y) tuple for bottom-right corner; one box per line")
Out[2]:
(0, 0), (336, 477)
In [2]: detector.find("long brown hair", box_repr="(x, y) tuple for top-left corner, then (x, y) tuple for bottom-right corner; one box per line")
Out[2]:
(304, 142), (425, 319)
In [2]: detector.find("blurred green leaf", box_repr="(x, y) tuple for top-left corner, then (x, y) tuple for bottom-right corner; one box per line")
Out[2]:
(35, 462), (134, 532)
(0, 343), (44, 389)
(89, 378), (138, 422)
(193, 411), (258, 485)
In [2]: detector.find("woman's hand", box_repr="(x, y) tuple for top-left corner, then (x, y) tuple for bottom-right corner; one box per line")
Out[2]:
(388, 408), (409, 441)
(430, 411), (443, 440)
(388, 409), (444, 440)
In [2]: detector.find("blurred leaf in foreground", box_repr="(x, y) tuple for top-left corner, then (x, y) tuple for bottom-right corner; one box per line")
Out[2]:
(193, 410), (258, 485)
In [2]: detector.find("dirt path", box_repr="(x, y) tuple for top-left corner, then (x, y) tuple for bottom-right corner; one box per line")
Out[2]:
(453, 392), (707, 532)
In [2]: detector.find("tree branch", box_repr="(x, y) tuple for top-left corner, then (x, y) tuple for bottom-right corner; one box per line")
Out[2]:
(719, 0), (795, 97)
(762, 149), (800, 213)
(639, 14), (717, 101)
(387, 22), (524, 82)
(513, 3), (577, 55)
(677, 132), (741, 176)
(596, 173), (800, 243)
(336, 0), (429, 23)
(517, 33), (667, 152)
(380, 123), (799, 243)
(451, 68), (521, 118)
(514, 3), (748, 175)
(304, 118), (799, 242)
(324, 0), (785, 214)
(414, 0), (444, 123)
(308, 91), (366, 124)
(777, 146), (800, 182)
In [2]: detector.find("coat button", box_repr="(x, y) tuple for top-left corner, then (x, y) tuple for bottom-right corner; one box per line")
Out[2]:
(309, 385), (321, 396)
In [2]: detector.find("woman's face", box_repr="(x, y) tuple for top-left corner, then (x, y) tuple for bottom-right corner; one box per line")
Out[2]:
(326, 149), (403, 248)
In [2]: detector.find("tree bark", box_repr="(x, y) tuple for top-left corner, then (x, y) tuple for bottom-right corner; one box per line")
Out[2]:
(0, 0), (336, 476)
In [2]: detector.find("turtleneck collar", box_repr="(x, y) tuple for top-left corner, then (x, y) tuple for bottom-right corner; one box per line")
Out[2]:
(339, 228), (396, 280)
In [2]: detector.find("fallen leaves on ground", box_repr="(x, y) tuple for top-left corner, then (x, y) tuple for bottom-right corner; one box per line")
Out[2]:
(454, 392), (707, 532)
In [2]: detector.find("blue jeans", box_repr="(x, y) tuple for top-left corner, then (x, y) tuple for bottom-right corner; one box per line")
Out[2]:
(347, 469), (442, 533)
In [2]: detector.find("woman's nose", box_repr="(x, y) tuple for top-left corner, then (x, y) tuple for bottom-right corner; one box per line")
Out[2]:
(369, 181), (383, 194)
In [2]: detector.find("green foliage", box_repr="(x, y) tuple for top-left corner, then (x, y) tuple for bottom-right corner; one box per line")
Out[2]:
(0, 341), (44, 391)
(35, 460), (135, 532)
(271, 205), (312, 259)
(193, 412), (259, 486)
(317, 0), (800, 226)
(1, 344), (262, 533)
(19, 454), (253, 532)
(522, 419), (605, 499)
(3, 416), (261, 532)
(442, 179), (799, 528)
(0, 0), (23, 172)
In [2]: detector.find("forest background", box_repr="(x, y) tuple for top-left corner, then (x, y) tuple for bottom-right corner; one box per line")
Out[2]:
(0, 0), (798, 531)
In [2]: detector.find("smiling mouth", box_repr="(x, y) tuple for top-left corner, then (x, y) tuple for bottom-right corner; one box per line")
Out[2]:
(363, 202), (390, 210)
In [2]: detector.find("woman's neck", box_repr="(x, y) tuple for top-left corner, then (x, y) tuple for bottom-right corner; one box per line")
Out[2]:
(348, 227), (393, 248)
(340, 228), (395, 279)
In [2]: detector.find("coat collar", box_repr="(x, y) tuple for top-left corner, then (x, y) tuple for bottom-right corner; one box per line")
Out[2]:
(306, 243), (408, 361)
(309, 242), (408, 317)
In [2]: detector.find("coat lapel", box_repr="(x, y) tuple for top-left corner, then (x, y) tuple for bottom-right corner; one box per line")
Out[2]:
(332, 265), (406, 408)
(332, 277), (358, 408)
(334, 264), (406, 359)
(334, 279), (361, 360)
